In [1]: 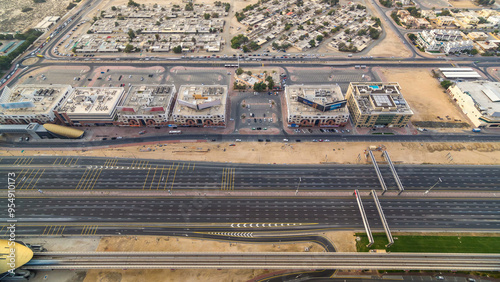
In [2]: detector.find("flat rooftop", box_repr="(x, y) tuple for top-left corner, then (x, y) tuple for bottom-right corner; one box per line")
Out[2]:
(286, 85), (348, 116)
(0, 84), (72, 116)
(58, 87), (125, 119)
(349, 82), (413, 115)
(173, 85), (227, 117)
(119, 85), (175, 115)
(454, 81), (500, 117)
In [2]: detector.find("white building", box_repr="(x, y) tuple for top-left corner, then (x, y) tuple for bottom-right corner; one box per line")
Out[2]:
(443, 40), (474, 53)
(285, 85), (349, 127)
(0, 84), (72, 125)
(447, 81), (500, 128)
(417, 29), (472, 54)
(54, 87), (126, 126)
(116, 85), (176, 127)
(171, 85), (228, 127)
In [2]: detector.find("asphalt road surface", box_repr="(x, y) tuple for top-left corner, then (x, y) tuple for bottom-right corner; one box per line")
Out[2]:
(2, 157), (499, 192)
(2, 197), (499, 238)
(3, 132), (500, 149)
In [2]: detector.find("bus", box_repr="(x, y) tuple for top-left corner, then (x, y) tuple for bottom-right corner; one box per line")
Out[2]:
(36, 54), (44, 58)
(169, 130), (182, 134)
(224, 64), (238, 68)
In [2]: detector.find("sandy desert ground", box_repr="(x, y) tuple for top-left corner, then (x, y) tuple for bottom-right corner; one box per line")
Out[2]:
(6, 141), (500, 165)
(449, 0), (479, 8)
(0, 0), (72, 32)
(82, 234), (337, 282)
(364, 1), (412, 58)
(376, 68), (471, 126)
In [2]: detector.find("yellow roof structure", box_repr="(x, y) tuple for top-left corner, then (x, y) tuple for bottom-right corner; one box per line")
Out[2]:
(0, 239), (33, 274)
(43, 124), (84, 139)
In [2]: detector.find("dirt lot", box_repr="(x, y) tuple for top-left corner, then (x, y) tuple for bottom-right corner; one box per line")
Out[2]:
(449, 0), (479, 8)
(0, 0), (72, 32)
(83, 235), (326, 282)
(364, 1), (412, 58)
(376, 68), (471, 126)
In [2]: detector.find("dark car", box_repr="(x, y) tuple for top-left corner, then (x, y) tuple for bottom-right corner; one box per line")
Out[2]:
(296, 139), (301, 142)
(266, 139), (271, 142)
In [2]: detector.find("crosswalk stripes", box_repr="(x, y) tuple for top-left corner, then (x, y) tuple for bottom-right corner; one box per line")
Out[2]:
(221, 168), (235, 191)
(170, 163), (180, 192)
(76, 168), (102, 190)
(0, 226), (6, 237)
(209, 232), (253, 238)
(41, 225), (65, 236)
(15, 168), (45, 190)
(52, 157), (78, 165)
(130, 160), (150, 169)
(19, 169), (38, 190)
(163, 164), (174, 190)
(104, 159), (119, 167)
(81, 225), (98, 236)
(148, 165), (159, 190)
(30, 169), (45, 190)
(14, 158), (33, 165)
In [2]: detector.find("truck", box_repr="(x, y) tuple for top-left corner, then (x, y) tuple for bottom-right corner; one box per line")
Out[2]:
(472, 128), (481, 133)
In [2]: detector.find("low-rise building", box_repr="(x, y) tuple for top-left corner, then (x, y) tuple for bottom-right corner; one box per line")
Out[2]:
(417, 29), (471, 54)
(285, 85), (349, 127)
(116, 85), (176, 127)
(0, 84), (72, 125)
(345, 82), (413, 128)
(447, 81), (500, 128)
(33, 16), (60, 32)
(475, 40), (498, 52)
(467, 31), (489, 41)
(54, 87), (126, 126)
(171, 85), (227, 127)
(443, 40), (474, 53)
(436, 16), (456, 27)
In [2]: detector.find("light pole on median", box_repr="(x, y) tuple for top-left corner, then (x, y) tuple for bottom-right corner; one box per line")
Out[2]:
(295, 177), (302, 195)
(424, 177), (442, 195)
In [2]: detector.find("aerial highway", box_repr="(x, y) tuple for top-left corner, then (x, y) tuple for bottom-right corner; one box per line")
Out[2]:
(2, 157), (500, 191)
(4, 197), (499, 237)
(24, 252), (500, 271)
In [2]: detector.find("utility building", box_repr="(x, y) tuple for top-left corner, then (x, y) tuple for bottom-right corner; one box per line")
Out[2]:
(447, 81), (500, 128)
(346, 82), (413, 128)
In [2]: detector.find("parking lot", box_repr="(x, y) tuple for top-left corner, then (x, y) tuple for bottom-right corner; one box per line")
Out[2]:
(18, 65), (230, 92)
(231, 92), (283, 134)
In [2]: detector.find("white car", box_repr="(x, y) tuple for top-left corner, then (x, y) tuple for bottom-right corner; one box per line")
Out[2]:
(283, 139), (289, 142)
(235, 139), (242, 142)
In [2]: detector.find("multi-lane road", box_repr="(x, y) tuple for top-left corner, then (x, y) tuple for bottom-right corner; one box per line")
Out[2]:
(2, 157), (500, 191)
(3, 197), (500, 238)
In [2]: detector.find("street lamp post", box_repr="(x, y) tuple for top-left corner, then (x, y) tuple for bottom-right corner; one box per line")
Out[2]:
(424, 177), (442, 195)
(295, 177), (302, 195)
